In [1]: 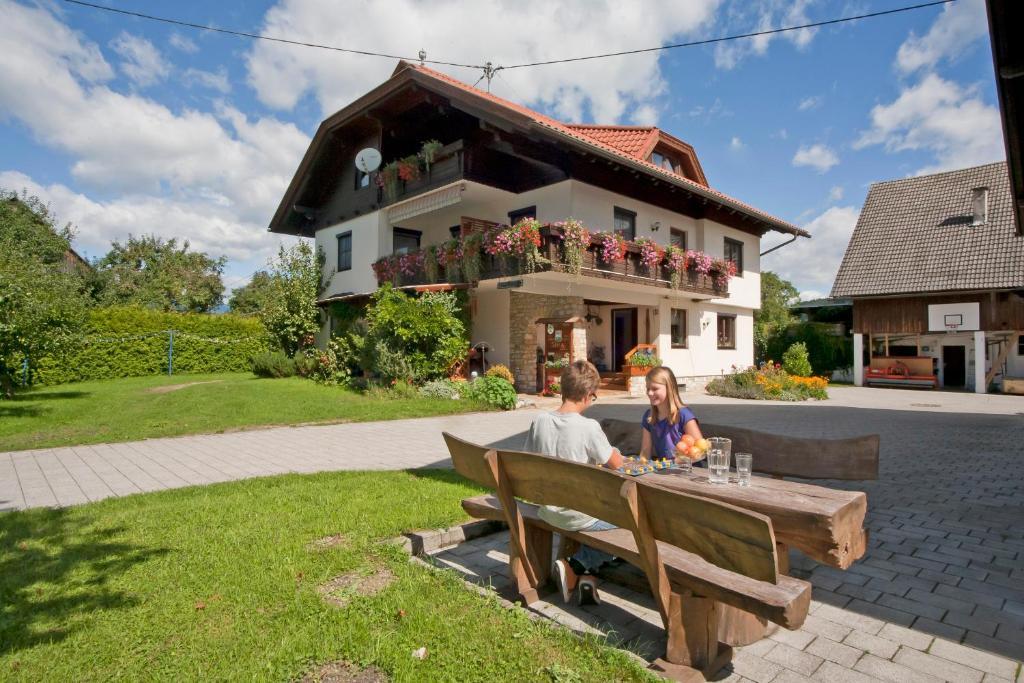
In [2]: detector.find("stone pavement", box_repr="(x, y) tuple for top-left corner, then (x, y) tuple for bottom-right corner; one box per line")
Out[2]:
(3, 385), (1024, 678)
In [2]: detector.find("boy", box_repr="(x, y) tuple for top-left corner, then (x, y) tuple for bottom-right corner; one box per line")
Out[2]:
(523, 360), (623, 605)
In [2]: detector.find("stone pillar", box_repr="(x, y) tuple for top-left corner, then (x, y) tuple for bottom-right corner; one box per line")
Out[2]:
(974, 330), (986, 394)
(853, 333), (864, 387)
(507, 292), (585, 394)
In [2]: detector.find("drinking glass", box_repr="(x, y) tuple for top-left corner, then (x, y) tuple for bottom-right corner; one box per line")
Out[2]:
(707, 437), (731, 484)
(735, 452), (753, 487)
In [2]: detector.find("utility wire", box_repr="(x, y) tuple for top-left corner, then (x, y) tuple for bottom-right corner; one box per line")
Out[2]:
(60, 0), (484, 70)
(500, 0), (955, 69)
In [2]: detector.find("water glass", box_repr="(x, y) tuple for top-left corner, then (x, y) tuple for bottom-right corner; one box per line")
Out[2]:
(735, 452), (753, 487)
(707, 437), (731, 484)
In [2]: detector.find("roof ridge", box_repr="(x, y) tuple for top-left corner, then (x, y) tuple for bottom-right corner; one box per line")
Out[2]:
(869, 161), (1008, 188)
(565, 124), (658, 130)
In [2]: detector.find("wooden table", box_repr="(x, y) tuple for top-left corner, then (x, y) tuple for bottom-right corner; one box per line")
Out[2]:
(639, 468), (868, 645)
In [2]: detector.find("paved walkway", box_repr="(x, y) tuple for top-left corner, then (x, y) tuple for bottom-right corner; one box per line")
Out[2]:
(3, 385), (1023, 678)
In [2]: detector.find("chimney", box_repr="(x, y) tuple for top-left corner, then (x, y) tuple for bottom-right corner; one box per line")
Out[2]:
(971, 187), (988, 226)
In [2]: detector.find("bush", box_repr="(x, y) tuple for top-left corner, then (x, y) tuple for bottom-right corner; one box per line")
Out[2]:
(485, 364), (515, 385)
(303, 339), (351, 386)
(765, 322), (852, 376)
(419, 379), (463, 400)
(293, 353), (318, 378)
(251, 351), (296, 378)
(364, 379), (419, 400)
(705, 362), (828, 401)
(31, 306), (271, 385)
(782, 342), (812, 377)
(465, 375), (517, 410)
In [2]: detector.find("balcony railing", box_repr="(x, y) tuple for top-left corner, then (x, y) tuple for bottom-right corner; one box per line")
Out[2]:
(378, 140), (465, 208)
(374, 226), (727, 297)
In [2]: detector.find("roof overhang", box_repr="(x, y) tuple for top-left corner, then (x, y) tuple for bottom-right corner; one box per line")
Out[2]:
(317, 282), (470, 306)
(986, 0), (1024, 235)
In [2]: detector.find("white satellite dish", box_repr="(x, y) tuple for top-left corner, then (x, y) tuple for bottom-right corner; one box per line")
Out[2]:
(355, 148), (382, 174)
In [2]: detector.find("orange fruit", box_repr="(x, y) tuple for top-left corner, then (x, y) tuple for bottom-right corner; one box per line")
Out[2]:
(681, 434), (696, 447)
(687, 445), (703, 458)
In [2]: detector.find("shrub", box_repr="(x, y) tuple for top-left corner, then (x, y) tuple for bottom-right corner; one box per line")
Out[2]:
(303, 339), (351, 386)
(293, 352), (318, 378)
(485, 364), (514, 384)
(364, 379), (419, 400)
(419, 379), (462, 400)
(705, 362), (828, 401)
(251, 351), (296, 378)
(782, 342), (812, 377)
(465, 375), (517, 410)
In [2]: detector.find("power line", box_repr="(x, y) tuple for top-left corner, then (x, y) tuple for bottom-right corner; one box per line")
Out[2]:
(499, 0), (955, 70)
(60, 0), (484, 70)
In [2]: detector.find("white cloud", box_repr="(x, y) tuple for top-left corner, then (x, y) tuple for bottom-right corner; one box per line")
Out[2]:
(798, 95), (822, 111)
(182, 67), (231, 93)
(169, 32), (199, 54)
(896, 0), (987, 75)
(631, 104), (659, 126)
(713, 0), (817, 70)
(792, 143), (839, 173)
(761, 205), (860, 295)
(853, 73), (1003, 174)
(827, 185), (844, 202)
(110, 32), (169, 87)
(245, 0), (720, 121)
(730, 136), (744, 151)
(688, 97), (732, 121)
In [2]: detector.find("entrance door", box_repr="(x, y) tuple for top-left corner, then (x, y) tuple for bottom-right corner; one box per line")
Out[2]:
(612, 309), (638, 372)
(943, 345), (966, 387)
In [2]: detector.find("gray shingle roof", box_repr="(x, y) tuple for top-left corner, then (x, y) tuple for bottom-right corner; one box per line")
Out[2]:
(831, 162), (1024, 297)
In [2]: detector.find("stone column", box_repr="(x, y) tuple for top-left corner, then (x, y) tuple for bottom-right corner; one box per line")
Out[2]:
(974, 330), (986, 394)
(853, 333), (864, 387)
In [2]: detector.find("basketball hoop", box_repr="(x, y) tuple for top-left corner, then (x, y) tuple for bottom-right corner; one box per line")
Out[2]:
(945, 323), (960, 332)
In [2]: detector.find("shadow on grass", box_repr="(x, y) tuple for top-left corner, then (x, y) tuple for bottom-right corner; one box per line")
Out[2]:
(0, 404), (45, 418)
(0, 507), (168, 655)
(12, 391), (90, 402)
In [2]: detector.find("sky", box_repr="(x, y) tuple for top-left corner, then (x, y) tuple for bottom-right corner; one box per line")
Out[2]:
(0, 0), (1005, 301)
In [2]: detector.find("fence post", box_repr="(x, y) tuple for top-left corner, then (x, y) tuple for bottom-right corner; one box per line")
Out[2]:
(168, 330), (174, 376)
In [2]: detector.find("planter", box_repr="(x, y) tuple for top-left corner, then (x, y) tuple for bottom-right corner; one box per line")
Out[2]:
(627, 365), (652, 377)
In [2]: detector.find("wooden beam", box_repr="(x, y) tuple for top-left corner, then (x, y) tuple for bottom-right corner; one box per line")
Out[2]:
(986, 331), (1020, 386)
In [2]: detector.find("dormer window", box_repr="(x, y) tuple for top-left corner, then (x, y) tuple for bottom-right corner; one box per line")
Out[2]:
(649, 150), (680, 173)
(971, 187), (988, 226)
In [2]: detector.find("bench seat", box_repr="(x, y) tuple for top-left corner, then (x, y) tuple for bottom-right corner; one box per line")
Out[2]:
(463, 494), (811, 630)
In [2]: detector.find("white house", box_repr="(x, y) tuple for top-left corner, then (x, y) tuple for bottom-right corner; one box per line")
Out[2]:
(269, 61), (808, 393)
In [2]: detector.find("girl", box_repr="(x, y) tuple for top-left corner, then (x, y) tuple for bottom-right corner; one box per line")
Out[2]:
(639, 366), (705, 462)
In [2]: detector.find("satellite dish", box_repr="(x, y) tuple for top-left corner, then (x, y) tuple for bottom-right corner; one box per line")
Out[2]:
(355, 148), (382, 173)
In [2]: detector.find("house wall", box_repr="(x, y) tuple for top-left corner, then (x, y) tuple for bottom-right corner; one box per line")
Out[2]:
(853, 293), (1024, 334)
(318, 211), (384, 299)
(658, 304), (755, 387)
(470, 288), (511, 370)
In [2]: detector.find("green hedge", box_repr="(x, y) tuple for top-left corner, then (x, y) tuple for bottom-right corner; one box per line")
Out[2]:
(31, 306), (271, 385)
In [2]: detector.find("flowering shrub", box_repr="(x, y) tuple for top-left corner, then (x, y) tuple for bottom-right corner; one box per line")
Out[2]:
(687, 250), (713, 275)
(397, 157), (420, 182)
(634, 237), (664, 275)
(440, 239), (462, 281)
(663, 246), (687, 289)
(485, 363), (515, 384)
(398, 251), (423, 277)
(706, 362), (828, 401)
(461, 231), (483, 282)
(594, 231), (627, 263)
(423, 245), (439, 283)
(371, 255), (397, 283)
(541, 381), (561, 397)
(553, 218), (591, 275)
(711, 257), (737, 288)
(484, 218), (543, 273)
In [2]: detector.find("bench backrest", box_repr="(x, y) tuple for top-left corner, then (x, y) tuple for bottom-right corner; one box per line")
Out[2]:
(442, 433), (779, 583)
(599, 418), (879, 481)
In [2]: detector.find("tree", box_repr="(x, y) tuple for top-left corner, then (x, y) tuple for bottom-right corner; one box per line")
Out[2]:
(0, 192), (89, 396)
(755, 271), (798, 362)
(259, 242), (324, 356)
(94, 235), (226, 313)
(228, 271), (274, 315)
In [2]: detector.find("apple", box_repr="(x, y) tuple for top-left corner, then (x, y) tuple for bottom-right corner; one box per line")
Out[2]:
(695, 438), (710, 453)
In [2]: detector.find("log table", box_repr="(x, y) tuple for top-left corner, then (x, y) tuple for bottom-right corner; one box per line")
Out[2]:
(639, 468), (868, 646)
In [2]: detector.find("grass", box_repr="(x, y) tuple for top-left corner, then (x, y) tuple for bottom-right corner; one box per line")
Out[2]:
(0, 373), (492, 452)
(0, 471), (653, 682)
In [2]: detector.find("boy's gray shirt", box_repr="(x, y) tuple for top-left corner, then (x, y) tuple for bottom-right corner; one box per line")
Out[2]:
(522, 411), (614, 531)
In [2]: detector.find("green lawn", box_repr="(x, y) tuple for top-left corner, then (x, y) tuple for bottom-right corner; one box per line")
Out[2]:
(0, 471), (652, 682)
(0, 373), (492, 452)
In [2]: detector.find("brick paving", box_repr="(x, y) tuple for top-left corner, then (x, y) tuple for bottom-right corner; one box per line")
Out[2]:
(3, 386), (1024, 679)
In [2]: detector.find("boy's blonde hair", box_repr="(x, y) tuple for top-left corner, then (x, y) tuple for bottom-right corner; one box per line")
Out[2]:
(645, 366), (685, 425)
(560, 360), (600, 402)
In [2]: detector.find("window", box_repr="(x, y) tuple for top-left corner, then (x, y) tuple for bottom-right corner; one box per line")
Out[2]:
(336, 232), (352, 272)
(393, 227), (421, 254)
(449, 225), (462, 239)
(1018, 335), (1024, 356)
(717, 314), (736, 350)
(670, 228), (687, 250)
(972, 187), (989, 226)
(649, 151), (678, 173)
(354, 168), (370, 190)
(508, 206), (536, 226)
(724, 237), (743, 276)
(671, 309), (687, 348)
(613, 207), (636, 240)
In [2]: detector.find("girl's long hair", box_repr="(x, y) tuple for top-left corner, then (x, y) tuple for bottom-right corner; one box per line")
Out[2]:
(645, 366), (685, 425)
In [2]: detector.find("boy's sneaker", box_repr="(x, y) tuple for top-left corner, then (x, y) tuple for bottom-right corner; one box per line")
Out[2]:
(553, 559), (577, 604)
(577, 575), (601, 606)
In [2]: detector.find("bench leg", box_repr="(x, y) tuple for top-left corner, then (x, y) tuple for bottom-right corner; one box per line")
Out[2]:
(653, 592), (732, 681)
(508, 525), (552, 606)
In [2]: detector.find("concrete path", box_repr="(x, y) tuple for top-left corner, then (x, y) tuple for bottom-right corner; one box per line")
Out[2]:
(2, 385), (1023, 676)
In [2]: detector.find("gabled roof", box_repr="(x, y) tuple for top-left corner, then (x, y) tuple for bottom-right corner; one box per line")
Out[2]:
(831, 162), (1024, 298)
(269, 61), (805, 237)
(565, 125), (658, 159)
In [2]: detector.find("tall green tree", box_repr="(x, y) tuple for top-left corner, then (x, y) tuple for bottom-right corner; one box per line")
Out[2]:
(755, 271), (798, 362)
(94, 235), (226, 313)
(259, 242), (324, 356)
(228, 271), (274, 315)
(0, 192), (89, 396)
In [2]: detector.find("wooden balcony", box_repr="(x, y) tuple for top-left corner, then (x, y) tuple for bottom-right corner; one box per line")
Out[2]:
(379, 140), (465, 208)
(378, 226), (727, 298)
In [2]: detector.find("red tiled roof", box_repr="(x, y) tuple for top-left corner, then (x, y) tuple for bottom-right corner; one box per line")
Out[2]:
(565, 125), (659, 160)
(393, 62), (805, 236)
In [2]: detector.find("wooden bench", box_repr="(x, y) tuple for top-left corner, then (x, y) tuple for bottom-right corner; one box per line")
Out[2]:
(443, 432), (812, 681)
